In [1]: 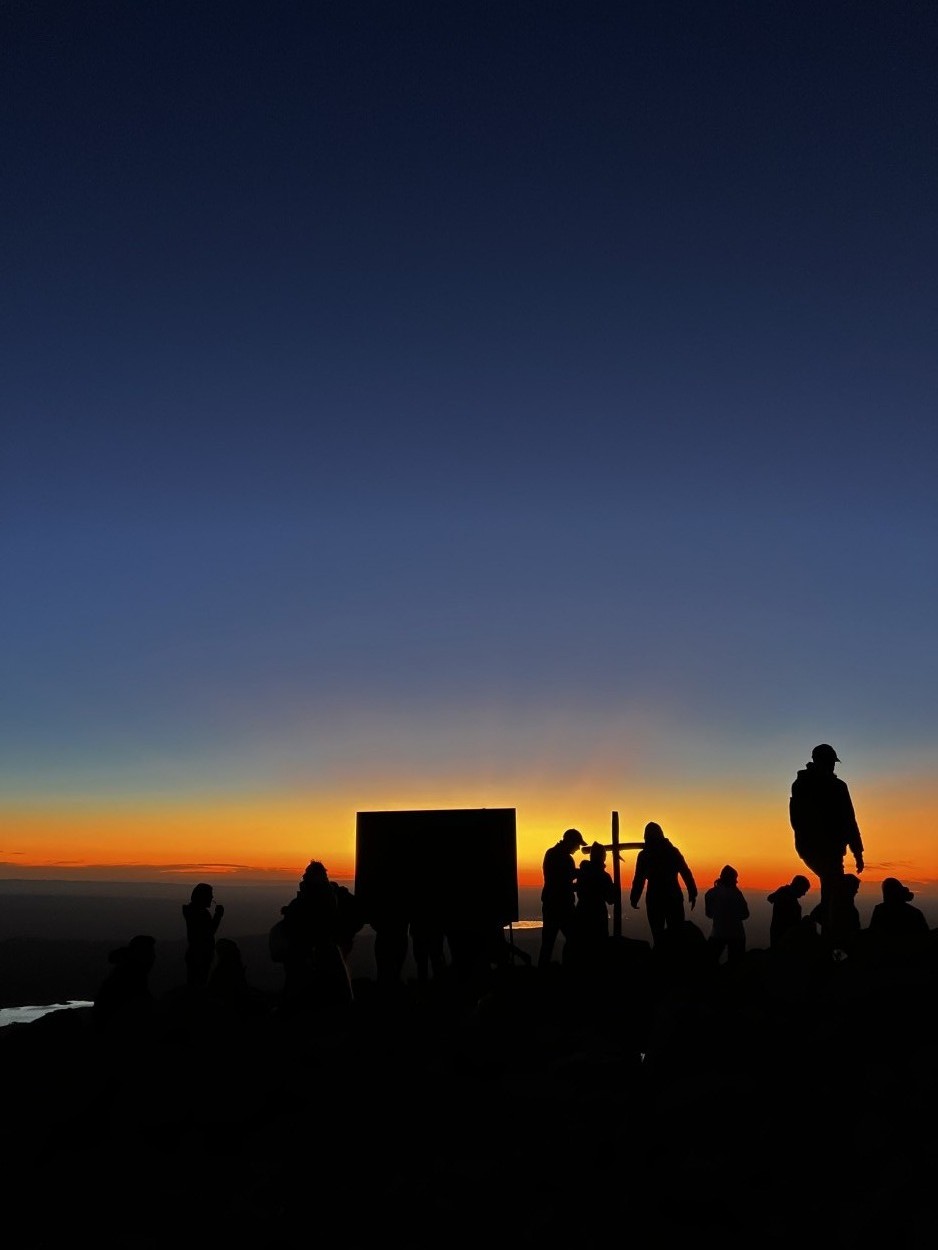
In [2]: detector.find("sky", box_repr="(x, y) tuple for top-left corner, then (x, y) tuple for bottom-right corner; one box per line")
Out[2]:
(2, 1), (937, 893)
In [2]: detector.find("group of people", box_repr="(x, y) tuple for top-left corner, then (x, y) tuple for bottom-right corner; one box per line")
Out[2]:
(93, 862), (366, 1030)
(538, 742), (933, 970)
(93, 740), (932, 1029)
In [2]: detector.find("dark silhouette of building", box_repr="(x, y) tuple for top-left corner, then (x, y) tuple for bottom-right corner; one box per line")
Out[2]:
(789, 744), (864, 944)
(355, 807), (518, 989)
(629, 821), (697, 947)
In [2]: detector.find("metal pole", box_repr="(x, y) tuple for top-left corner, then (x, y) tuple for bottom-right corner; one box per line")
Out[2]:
(612, 810), (622, 937)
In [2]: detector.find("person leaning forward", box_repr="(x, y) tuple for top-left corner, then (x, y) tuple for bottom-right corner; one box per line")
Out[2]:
(629, 821), (698, 947)
(789, 743), (864, 947)
(538, 827), (586, 968)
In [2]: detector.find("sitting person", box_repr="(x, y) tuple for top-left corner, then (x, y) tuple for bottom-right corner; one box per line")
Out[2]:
(867, 877), (930, 967)
(767, 874), (811, 948)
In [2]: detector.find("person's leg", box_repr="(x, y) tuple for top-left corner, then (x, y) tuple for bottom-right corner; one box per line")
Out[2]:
(646, 897), (665, 946)
(538, 914), (560, 968)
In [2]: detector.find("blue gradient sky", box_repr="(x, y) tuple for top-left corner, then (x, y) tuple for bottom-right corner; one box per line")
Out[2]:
(2, 2), (936, 883)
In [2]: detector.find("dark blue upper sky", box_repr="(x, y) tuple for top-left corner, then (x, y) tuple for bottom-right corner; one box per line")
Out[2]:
(2, 2), (936, 846)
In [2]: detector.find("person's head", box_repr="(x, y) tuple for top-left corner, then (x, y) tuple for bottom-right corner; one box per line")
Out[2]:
(562, 828), (586, 852)
(191, 883), (214, 906)
(718, 865), (738, 887)
(127, 935), (156, 969)
(882, 876), (914, 904)
(791, 874), (810, 897)
(842, 873), (860, 898)
(644, 822), (665, 844)
(811, 743), (840, 772)
(588, 841), (606, 864)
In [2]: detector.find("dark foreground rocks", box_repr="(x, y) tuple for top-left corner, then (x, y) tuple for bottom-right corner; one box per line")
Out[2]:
(3, 939), (937, 1250)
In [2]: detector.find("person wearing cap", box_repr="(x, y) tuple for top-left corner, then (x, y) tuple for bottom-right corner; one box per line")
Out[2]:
(789, 744), (864, 949)
(629, 821), (698, 947)
(538, 827), (586, 968)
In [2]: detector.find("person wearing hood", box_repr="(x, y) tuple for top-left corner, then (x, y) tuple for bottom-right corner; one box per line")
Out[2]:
(704, 865), (750, 964)
(789, 744), (864, 947)
(629, 821), (697, 947)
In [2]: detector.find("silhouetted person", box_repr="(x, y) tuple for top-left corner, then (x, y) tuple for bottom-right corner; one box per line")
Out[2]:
(279, 861), (353, 1011)
(92, 934), (156, 1033)
(868, 877), (930, 967)
(538, 827), (586, 968)
(704, 864), (749, 964)
(568, 841), (617, 966)
(767, 875), (811, 948)
(182, 882), (224, 990)
(629, 821), (697, 947)
(789, 744), (864, 945)
(817, 871), (863, 956)
(207, 938), (269, 1017)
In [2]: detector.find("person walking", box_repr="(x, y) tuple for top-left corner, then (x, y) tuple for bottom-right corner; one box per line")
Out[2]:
(629, 821), (697, 947)
(538, 827), (586, 968)
(789, 743), (864, 947)
(704, 865), (750, 965)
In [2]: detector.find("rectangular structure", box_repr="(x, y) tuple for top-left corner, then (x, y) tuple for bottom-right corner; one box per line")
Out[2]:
(355, 807), (519, 928)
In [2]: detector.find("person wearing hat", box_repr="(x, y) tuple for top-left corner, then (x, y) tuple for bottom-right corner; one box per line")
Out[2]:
(538, 827), (587, 968)
(629, 821), (698, 948)
(867, 876), (930, 967)
(789, 744), (864, 949)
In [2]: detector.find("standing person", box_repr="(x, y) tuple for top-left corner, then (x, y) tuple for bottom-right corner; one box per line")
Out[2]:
(279, 861), (353, 1011)
(569, 841), (618, 967)
(182, 882), (224, 990)
(538, 827), (586, 969)
(789, 744), (864, 947)
(629, 821), (697, 947)
(767, 874), (811, 948)
(92, 934), (157, 1033)
(704, 865), (750, 965)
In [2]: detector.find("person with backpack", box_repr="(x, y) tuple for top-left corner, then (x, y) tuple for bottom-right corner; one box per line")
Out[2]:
(629, 821), (698, 948)
(789, 744), (864, 948)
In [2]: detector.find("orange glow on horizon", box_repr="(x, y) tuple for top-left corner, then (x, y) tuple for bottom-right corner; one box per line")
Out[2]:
(3, 773), (938, 892)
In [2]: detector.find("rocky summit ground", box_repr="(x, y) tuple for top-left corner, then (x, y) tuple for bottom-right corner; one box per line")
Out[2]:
(3, 937), (937, 1250)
